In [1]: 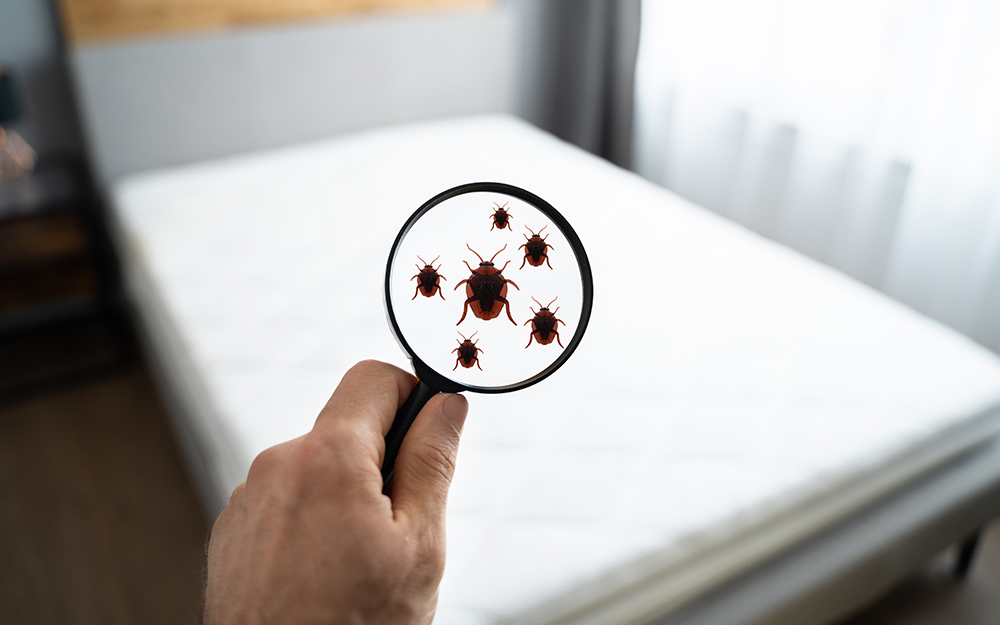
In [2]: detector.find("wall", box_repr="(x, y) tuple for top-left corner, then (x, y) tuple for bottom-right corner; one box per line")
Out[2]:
(0, 0), (84, 159)
(70, 6), (516, 183)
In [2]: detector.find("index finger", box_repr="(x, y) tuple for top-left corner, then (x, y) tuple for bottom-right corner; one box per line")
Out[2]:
(315, 359), (417, 437)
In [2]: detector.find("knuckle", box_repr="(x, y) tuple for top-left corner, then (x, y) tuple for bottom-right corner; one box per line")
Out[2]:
(347, 359), (391, 380)
(291, 431), (362, 489)
(247, 445), (280, 482)
(227, 481), (246, 506)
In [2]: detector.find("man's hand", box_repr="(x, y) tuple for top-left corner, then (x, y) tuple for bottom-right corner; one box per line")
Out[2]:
(204, 360), (468, 625)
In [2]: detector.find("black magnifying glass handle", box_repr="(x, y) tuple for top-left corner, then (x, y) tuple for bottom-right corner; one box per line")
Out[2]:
(381, 379), (438, 488)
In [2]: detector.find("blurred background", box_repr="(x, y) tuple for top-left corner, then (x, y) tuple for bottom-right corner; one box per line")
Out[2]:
(1, 0), (999, 623)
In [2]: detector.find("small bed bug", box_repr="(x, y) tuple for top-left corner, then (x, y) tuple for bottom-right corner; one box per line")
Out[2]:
(519, 225), (554, 269)
(411, 255), (446, 300)
(525, 297), (565, 348)
(455, 244), (520, 325)
(452, 331), (484, 370)
(490, 202), (513, 231)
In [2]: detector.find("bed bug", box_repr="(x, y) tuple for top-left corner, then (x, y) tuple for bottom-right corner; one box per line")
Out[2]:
(490, 202), (513, 231)
(455, 244), (520, 325)
(452, 331), (484, 370)
(411, 255), (446, 300)
(519, 225), (554, 269)
(524, 297), (565, 348)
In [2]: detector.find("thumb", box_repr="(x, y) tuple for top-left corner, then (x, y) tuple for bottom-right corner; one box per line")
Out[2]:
(390, 393), (468, 526)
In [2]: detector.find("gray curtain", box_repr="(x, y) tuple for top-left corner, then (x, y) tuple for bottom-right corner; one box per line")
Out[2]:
(514, 0), (641, 168)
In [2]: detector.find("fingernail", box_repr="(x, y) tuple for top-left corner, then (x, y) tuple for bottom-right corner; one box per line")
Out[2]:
(442, 393), (468, 432)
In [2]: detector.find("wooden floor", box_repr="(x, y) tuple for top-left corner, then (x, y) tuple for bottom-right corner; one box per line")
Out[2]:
(0, 361), (997, 624)
(0, 368), (208, 625)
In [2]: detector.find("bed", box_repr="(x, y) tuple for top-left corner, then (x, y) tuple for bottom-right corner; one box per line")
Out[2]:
(105, 115), (1000, 625)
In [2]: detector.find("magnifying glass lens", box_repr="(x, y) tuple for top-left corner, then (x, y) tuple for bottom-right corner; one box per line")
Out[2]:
(388, 190), (586, 390)
(380, 183), (592, 484)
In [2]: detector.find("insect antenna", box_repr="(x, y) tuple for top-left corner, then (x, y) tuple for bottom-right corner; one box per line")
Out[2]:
(546, 296), (558, 308)
(539, 225), (548, 235)
(465, 244), (485, 263)
(489, 244), (508, 263)
(457, 331), (469, 342)
(417, 255), (427, 265)
(469, 331), (478, 340)
(531, 296), (543, 308)
(430, 255), (440, 265)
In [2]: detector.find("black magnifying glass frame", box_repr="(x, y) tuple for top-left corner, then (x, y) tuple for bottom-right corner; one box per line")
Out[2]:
(380, 182), (593, 484)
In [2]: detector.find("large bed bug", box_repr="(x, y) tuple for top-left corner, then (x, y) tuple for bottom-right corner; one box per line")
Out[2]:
(452, 331), (484, 370)
(490, 202), (513, 231)
(455, 244), (520, 325)
(411, 255), (446, 300)
(519, 225), (554, 269)
(524, 297), (565, 348)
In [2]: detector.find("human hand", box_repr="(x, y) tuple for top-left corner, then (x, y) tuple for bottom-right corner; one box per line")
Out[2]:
(204, 360), (469, 625)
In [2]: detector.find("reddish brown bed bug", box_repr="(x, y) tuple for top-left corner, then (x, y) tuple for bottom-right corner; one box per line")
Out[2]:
(525, 297), (565, 348)
(455, 244), (520, 325)
(519, 225), (554, 269)
(452, 331), (484, 370)
(490, 202), (513, 231)
(411, 255), (447, 300)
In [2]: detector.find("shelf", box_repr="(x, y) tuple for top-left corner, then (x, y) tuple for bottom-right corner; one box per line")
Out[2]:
(0, 166), (87, 219)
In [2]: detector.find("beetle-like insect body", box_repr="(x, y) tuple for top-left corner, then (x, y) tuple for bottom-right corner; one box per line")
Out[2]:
(519, 225), (554, 269)
(411, 255), (447, 300)
(452, 331), (484, 370)
(455, 244), (520, 325)
(490, 202), (513, 231)
(524, 296), (565, 348)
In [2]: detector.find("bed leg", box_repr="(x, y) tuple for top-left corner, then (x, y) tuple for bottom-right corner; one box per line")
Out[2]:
(953, 529), (982, 579)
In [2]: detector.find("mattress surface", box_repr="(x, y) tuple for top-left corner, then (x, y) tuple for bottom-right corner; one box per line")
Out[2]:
(109, 116), (1000, 625)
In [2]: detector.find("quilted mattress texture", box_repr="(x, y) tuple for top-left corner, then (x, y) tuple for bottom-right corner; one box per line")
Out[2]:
(109, 116), (1000, 625)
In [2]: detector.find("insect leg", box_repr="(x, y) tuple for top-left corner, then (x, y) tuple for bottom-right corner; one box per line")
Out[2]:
(476, 359), (483, 371)
(505, 279), (520, 290)
(412, 285), (422, 300)
(454, 278), (468, 290)
(519, 256), (528, 269)
(525, 333), (534, 348)
(437, 286), (446, 301)
(498, 296), (517, 325)
(457, 298), (474, 325)
(544, 254), (553, 269)
(453, 359), (460, 371)
(555, 331), (564, 348)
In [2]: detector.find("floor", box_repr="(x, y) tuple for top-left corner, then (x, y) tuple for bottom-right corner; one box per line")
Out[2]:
(837, 525), (1000, 625)
(0, 367), (208, 625)
(0, 347), (997, 624)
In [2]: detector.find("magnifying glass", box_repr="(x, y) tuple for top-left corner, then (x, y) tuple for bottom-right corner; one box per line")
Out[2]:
(381, 182), (594, 484)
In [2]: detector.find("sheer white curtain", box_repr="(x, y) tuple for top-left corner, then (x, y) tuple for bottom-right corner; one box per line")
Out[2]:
(633, 0), (1000, 353)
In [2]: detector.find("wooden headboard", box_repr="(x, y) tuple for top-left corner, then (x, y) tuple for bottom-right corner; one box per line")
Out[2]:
(59, 0), (491, 44)
(63, 2), (515, 183)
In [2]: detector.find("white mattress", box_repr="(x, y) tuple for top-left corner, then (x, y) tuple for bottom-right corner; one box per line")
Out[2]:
(108, 116), (1000, 625)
